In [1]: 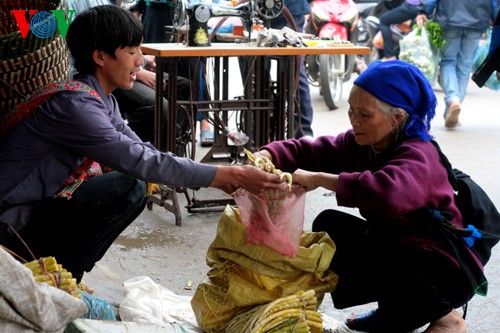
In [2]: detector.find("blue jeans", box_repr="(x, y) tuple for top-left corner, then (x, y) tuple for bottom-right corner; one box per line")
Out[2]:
(2, 171), (147, 282)
(379, 2), (419, 58)
(439, 27), (483, 113)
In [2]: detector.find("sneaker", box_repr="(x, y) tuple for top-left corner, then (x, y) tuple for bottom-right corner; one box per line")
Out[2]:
(445, 101), (461, 128)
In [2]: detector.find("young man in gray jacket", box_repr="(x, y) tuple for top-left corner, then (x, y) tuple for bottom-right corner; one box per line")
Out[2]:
(0, 5), (284, 283)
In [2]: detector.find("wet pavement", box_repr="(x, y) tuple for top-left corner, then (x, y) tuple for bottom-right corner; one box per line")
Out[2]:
(85, 68), (500, 332)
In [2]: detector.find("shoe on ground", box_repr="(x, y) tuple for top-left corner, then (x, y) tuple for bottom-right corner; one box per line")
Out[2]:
(200, 129), (214, 147)
(345, 309), (384, 332)
(445, 101), (461, 128)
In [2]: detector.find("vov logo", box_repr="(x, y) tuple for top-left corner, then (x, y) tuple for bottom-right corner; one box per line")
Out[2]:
(11, 9), (76, 39)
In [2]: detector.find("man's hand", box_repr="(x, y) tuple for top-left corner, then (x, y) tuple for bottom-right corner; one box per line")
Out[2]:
(136, 69), (166, 91)
(144, 55), (156, 72)
(131, 9), (141, 18)
(211, 165), (285, 195)
(415, 14), (428, 28)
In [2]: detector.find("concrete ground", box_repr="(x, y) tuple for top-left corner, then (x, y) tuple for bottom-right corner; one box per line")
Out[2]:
(85, 64), (500, 332)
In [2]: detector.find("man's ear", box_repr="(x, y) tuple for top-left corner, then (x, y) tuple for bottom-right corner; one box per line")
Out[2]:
(92, 50), (105, 68)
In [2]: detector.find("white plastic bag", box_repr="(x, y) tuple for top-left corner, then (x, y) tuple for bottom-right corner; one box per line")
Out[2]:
(399, 27), (440, 84)
(119, 276), (200, 332)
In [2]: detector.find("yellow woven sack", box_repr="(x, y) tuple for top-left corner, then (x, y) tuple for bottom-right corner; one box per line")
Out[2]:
(191, 205), (339, 333)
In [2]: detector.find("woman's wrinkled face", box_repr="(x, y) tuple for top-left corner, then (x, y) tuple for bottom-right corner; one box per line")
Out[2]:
(347, 87), (399, 150)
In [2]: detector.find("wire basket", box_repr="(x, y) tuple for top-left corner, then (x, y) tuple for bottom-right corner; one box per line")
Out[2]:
(0, 0), (70, 112)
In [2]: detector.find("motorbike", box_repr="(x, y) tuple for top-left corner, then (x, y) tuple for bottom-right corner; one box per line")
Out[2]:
(304, 0), (359, 110)
(366, 16), (410, 62)
(354, 0), (379, 64)
(356, 0), (410, 65)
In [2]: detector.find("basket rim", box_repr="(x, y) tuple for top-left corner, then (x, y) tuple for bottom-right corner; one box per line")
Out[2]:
(1, 46), (68, 85)
(1, 55), (69, 92)
(0, 57), (70, 106)
(1, 34), (67, 72)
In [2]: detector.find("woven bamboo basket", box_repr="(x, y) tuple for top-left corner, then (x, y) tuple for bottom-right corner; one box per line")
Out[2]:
(0, 0), (70, 112)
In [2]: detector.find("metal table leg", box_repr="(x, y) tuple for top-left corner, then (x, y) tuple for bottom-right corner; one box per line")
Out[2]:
(146, 56), (184, 226)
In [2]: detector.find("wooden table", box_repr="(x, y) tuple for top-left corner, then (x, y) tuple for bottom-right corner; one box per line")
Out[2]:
(142, 42), (368, 57)
(141, 42), (368, 225)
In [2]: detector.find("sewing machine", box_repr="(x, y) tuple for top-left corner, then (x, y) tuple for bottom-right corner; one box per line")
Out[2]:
(172, 0), (284, 46)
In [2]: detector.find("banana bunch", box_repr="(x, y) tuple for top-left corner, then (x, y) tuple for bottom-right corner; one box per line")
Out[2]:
(244, 148), (292, 191)
(224, 289), (322, 333)
(24, 256), (80, 298)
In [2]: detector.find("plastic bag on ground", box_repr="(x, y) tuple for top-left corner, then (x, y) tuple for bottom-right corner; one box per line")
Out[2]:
(80, 291), (117, 320)
(119, 276), (200, 332)
(232, 184), (306, 257)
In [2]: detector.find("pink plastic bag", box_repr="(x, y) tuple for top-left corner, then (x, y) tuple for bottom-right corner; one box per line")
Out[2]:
(232, 184), (306, 257)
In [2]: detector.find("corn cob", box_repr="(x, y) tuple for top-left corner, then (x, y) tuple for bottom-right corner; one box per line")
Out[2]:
(24, 256), (57, 273)
(224, 289), (323, 333)
(24, 257), (81, 298)
(243, 148), (292, 191)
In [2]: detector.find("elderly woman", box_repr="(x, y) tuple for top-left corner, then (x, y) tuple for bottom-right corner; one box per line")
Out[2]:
(257, 60), (477, 332)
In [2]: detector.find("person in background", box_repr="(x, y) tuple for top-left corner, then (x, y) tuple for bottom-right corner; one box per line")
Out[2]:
(0, 5), (285, 284)
(271, 0), (315, 139)
(113, 54), (192, 148)
(416, 0), (498, 128)
(369, 0), (404, 18)
(379, 0), (420, 60)
(255, 61), (482, 333)
(108, 0), (193, 148)
(129, 0), (215, 146)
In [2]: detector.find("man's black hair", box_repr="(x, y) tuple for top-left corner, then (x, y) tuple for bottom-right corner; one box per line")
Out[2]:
(66, 5), (143, 74)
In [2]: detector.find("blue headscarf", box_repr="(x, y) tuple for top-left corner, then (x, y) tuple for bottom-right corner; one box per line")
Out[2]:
(353, 60), (437, 141)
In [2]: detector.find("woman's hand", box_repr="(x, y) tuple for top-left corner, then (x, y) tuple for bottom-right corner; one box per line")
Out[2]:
(292, 169), (338, 192)
(292, 169), (320, 192)
(253, 149), (272, 162)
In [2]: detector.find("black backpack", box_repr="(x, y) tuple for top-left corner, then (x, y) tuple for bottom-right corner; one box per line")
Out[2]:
(430, 140), (500, 296)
